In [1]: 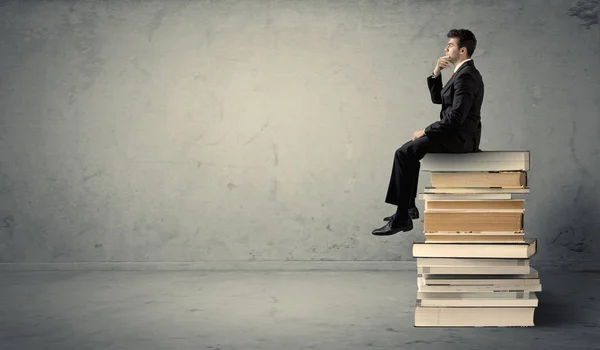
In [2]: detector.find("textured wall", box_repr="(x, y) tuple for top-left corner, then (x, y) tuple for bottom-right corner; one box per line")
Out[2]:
(0, 0), (598, 265)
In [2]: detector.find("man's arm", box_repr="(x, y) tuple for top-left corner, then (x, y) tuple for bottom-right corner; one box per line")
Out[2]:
(427, 73), (443, 104)
(424, 72), (477, 138)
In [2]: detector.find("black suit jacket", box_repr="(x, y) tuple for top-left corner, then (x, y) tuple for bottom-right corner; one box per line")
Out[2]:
(424, 59), (484, 152)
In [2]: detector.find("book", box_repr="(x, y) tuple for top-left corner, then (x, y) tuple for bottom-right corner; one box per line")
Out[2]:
(423, 187), (530, 194)
(423, 211), (524, 233)
(421, 270), (540, 286)
(417, 257), (532, 275)
(416, 292), (538, 307)
(417, 279), (542, 293)
(430, 171), (527, 188)
(423, 233), (525, 243)
(417, 264), (532, 275)
(414, 306), (535, 327)
(412, 238), (537, 259)
(421, 151), (530, 172)
(418, 193), (528, 200)
(425, 199), (524, 210)
(417, 258), (530, 267)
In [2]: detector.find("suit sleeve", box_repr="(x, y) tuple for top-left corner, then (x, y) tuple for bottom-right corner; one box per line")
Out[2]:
(427, 74), (443, 104)
(424, 72), (477, 138)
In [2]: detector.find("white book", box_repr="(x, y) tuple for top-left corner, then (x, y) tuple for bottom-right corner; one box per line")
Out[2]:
(415, 306), (535, 327)
(417, 258), (530, 267)
(424, 208), (525, 213)
(418, 193), (527, 200)
(421, 151), (530, 172)
(417, 265), (533, 275)
(417, 278), (542, 293)
(417, 292), (538, 307)
(421, 269), (540, 283)
(412, 238), (538, 259)
(423, 187), (530, 194)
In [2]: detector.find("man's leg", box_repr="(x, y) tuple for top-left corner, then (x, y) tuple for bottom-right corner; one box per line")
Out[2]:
(408, 160), (420, 214)
(383, 158), (419, 221)
(373, 135), (457, 236)
(383, 141), (418, 219)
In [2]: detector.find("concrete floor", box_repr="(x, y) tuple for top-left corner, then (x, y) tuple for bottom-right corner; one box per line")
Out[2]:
(1, 269), (599, 350)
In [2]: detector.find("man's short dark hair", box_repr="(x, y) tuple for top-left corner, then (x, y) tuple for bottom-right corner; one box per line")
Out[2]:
(447, 29), (477, 57)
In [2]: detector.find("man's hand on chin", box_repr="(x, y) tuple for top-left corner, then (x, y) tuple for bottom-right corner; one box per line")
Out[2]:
(412, 129), (425, 141)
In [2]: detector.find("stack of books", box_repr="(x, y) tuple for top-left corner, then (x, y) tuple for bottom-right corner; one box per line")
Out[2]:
(412, 151), (541, 327)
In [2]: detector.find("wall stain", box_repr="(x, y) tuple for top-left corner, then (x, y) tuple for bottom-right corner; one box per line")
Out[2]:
(206, 132), (228, 146)
(83, 169), (104, 182)
(573, 183), (584, 204)
(249, 250), (261, 261)
(295, 214), (307, 224)
(1, 215), (15, 240)
(244, 119), (270, 146)
(2, 215), (14, 229)
(77, 228), (92, 236)
(569, 120), (591, 178)
(59, 5), (106, 95)
(130, 55), (152, 77)
(532, 84), (543, 104)
(326, 236), (358, 252)
(269, 179), (277, 201)
(148, 5), (166, 42)
(405, 340), (431, 345)
(68, 85), (77, 105)
(552, 226), (592, 253)
(566, 242), (588, 253)
(272, 142), (279, 166)
(408, 24), (425, 44)
(568, 0), (598, 28)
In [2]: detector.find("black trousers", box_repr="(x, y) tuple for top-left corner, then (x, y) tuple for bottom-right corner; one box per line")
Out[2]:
(385, 135), (475, 214)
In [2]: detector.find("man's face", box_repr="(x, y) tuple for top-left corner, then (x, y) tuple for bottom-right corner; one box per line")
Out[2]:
(444, 37), (462, 64)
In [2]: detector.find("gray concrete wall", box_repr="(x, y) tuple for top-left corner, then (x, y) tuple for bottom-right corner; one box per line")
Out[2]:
(0, 0), (598, 266)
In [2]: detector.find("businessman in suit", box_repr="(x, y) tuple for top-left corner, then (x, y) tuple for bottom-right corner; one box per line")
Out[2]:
(372, 29), (484, 236)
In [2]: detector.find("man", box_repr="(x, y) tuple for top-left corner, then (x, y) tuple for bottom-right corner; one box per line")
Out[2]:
(372, 29), (484, 236)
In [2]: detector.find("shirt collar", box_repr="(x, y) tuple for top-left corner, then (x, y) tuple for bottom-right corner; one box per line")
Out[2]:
(454, 58), (472, 73)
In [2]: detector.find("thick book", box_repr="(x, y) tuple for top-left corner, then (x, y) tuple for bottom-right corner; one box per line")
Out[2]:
(412, 238), (537, 258)
(414, 306), (535, 327)
(425, 199), (524, 210)
(423, 211), (524, 233)
(421, 151), (530, 172)
(430, 171), (527, 188)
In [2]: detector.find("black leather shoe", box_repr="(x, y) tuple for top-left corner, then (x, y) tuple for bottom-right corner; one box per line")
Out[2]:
(372, 218), (413, 236)
(383, 207), (419, 221)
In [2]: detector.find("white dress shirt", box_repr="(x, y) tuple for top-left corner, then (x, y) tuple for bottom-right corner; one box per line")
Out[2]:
(453, 58), (472, 74)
